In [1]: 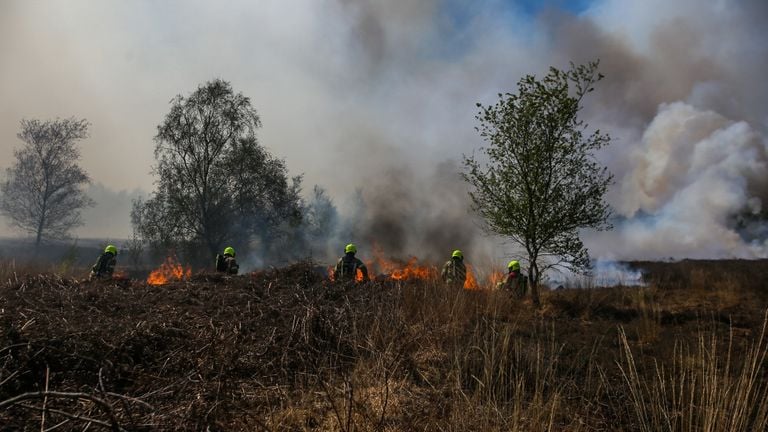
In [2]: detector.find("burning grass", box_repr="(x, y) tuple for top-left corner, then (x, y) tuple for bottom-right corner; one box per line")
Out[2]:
(325, 248), (497, 290)
(146, 255), (192, 285)
(1, 260), (768, 430)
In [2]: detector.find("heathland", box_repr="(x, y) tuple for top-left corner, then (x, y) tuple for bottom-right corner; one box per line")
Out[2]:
(2, 260), (768, 431)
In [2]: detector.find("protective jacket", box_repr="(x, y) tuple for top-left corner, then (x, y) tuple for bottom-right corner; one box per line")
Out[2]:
(503, 270), (527, 298)
(90, 252), (116, 280)
(216, 254), (239, 274)
(334, 253), (369, 281)
(441, 258), (467, 286)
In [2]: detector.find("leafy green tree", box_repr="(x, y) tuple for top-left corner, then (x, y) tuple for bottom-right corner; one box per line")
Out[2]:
(132, 79), (303, 265)
(0, 118), (93, 252)
(463, 61), (613, 305)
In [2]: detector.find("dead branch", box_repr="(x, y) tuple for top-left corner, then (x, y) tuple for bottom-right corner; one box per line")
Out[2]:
(0, 391), (122, 432)
(17, 403), (122, 432)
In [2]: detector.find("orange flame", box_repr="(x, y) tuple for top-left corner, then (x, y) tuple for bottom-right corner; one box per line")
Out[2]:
(356, 267), (366, 282)
(147, 256), (192, 285)
(488, 269), (505, 288)
(329, 244), (506, 287)
(463, 265), (479, 290)
(371, 245), (437, 282)
(326, 264), (368, 282)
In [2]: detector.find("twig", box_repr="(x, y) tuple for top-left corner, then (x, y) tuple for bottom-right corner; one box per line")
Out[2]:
(319, 376), (346, 431)
(345, 377), (354, 432)
(41, 366), (50, 432)
(0, 370), (20, 387)
(378, 368), (390, 430)
(21, 318), (36, 330)
(104, 392), (154, 410)
(42, 419), (69, 432)
(17, 403), (123, 431)
(0, 391), (122, 432)
(98, 368), (106, 393)
(96, 369), (140, 430)
(0, 342), (30, 355)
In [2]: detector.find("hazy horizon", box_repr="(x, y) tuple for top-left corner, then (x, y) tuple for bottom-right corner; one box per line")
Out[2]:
(2, 0), (767, 261)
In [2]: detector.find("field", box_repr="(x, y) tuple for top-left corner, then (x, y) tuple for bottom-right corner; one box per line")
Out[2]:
(2, 260), (768, 431)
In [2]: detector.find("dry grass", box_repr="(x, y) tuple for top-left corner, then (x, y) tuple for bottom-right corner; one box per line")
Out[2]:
(618, 314), (768, 432)
(1, 259), (768, 430)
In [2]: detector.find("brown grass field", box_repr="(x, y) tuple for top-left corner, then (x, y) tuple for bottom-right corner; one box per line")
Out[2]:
(1, 259), (768, 431)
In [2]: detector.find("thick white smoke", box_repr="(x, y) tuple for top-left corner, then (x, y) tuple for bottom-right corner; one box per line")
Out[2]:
(2, 0), (767, 264)
(577, 0), (768, 260)
(600, 103), (768, 258)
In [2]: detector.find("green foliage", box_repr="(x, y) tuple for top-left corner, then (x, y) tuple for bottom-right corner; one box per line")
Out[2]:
(463, 61), (613, 304)
(132, 79), (303, 265)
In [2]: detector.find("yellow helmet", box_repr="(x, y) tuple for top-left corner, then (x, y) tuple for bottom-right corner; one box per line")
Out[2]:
(507, 260), (520, 271)
(451, 249), (463, 259)
(105, 245), (117, 255)
(223, 246), (236, 257)
(345, 243), (357, 254)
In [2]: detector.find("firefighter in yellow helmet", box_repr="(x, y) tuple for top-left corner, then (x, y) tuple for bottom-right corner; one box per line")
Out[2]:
(441, 249), (467, 287)
(500, 260), (527, 298)
(215, 246), (239, 274)
(90, 244), (118, 280)
(333, 243), (369, 282)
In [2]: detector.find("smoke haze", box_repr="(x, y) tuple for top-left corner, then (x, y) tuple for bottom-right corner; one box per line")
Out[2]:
(1, 0), (767, 262)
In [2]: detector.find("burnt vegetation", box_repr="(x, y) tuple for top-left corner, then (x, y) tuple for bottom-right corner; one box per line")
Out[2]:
(2, 260), (768, 431)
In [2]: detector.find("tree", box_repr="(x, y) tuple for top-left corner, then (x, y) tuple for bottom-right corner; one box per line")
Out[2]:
(0, 118), (94, 251)
(132, 79), (303, 265)
(463, 61), (613, 305)
(302, 185), (340, 259)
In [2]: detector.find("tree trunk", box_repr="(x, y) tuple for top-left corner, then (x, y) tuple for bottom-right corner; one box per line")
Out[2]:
(34, 212), (45, 256)
(529, 259), (540, 307)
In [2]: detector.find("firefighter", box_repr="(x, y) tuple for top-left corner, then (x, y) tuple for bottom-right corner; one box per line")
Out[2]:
(215, 246), (239, 274)
(500, 260), (527, 298)
(90, 245), (118, 280)
(333, 243), (369, 282)
(441, 249), (467, 287)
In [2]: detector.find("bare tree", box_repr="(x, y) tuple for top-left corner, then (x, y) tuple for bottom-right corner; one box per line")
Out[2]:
(0, 118), (94, 251)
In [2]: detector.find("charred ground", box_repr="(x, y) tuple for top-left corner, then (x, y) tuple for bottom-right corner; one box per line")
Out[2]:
(2, 260), (768, 431)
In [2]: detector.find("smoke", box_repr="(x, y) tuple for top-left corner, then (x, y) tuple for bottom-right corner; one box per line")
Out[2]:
(560, 0), (768, 259)
(76, 184), (145, 240)
(597, 102), (768, 258)
(546, 260), (645, 288)
(1, 0), (767, 263)
(349, 160), (486, 264)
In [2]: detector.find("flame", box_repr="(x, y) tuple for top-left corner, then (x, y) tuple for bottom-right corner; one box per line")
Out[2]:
(328, 245), (436, 283)
(371, 245), (437, 282)
(147, 256), (192, 285)
(463, 265), (479, 290)
(328, 244), (506, 288)
(326, 264), (368, 282)
(488, 269), (505, 288)
(356, 267), (366, 282)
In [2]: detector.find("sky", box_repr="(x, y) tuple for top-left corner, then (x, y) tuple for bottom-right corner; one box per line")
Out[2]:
(1, 0), (767, 261)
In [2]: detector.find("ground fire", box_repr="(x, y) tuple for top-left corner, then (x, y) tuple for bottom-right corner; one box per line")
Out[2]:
(464, 264), (479, 289)
(147, 255), (192, 285)
(326, 247), (502, 289)
(488, 269), (505, 288)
